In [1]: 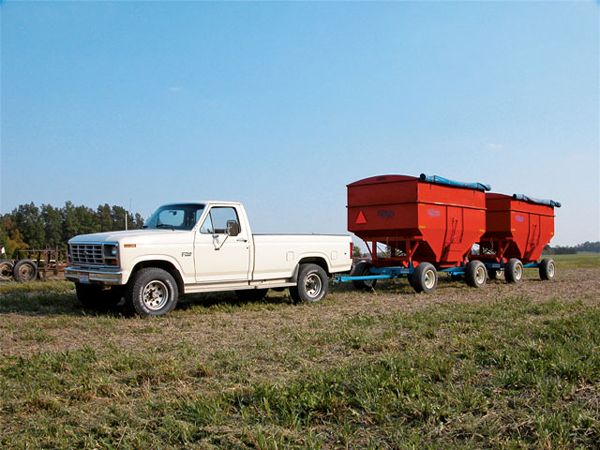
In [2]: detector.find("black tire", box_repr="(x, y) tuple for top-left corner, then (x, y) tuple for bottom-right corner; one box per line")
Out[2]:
(487, 269), (503, 280)
(350, 261), (377, 290)
(13, 259), (38, 282)
(76, 283), (123, 311)
(465, 261), (487, 288)
(235, 289), (268, 301)
(126, 268), (179, 317)
(539, 258), (556, 281)
(0, 260), (14, 281)
(505, 258), (523, 283)
(410, 262), (438, 293)
(289, 263), (329, 303)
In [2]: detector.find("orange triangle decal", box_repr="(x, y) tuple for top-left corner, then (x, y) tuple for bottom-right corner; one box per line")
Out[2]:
(356, 211), (367, 224)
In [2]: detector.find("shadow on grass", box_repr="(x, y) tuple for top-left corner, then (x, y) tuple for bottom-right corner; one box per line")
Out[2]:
(0, 288), (294, 317)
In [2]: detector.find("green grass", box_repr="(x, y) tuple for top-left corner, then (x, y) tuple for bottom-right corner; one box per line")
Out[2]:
(551, 253), (600, 269)
(0, 255), (598, 448)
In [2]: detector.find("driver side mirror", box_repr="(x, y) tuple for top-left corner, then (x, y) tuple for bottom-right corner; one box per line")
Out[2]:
(226, 220), (241, 237)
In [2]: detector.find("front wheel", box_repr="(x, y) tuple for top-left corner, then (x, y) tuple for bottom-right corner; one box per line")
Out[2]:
(126, 268), (179, 317)
(505, 258), (523, 283)
(465, 261), (487, 288)
(411, 263), (438, 293)
(289, 263), (329, 303)
(539, 258), (556, 281)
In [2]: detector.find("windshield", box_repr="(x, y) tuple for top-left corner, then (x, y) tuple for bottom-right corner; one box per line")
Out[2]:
(144, 204), (205, 231)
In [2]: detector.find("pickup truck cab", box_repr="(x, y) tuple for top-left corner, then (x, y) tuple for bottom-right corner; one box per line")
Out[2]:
(66, 201), (352, 316)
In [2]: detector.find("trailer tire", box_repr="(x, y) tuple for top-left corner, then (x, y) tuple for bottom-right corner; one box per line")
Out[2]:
(13, 259), (38, 282)
(289, 263), (329, 303)
(76, 284), (123, 311)
(539, 258), (556, 281)
(505, 258), (523, 283)
(235, 289), (268, 302)
(350, 261), (377, 290)
(126, 268), (179, 317)
(0, 260), (14, 281)
(411, 263), (438, 293)
(465, 261), (487, 288)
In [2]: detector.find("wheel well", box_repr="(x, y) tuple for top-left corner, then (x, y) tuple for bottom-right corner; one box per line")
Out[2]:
(297, 257), (330, 276)
(130, 260), (185, 294)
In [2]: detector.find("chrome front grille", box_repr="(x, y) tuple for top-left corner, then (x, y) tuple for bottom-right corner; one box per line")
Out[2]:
(70, 244), (104, 265)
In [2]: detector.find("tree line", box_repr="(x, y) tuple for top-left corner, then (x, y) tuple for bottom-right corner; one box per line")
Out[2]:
(0, 202), (144, 258)
(544, 241), (600, 255)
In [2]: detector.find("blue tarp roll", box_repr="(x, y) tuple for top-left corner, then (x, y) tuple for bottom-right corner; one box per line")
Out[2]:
(419, 174), (491, 192)
(512, 194), (561, 208)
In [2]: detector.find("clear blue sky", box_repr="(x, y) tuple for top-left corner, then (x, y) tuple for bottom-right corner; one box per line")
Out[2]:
(1, 1), (598, 245)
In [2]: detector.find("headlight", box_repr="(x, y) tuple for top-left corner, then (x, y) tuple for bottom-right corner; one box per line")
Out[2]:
(104, 244), (118, 258)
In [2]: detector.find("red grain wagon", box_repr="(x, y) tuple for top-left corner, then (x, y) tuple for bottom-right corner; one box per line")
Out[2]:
(342, 174), (491, 292)
(475, 193), (561, 283)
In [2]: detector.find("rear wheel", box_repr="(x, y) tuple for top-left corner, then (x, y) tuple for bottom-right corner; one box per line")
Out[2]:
(505, 258), (523, 283)
(465, 261), (487, 288)
(126, 268), (179, 317)
(539, 258), (556, 281)
(289, 263), (329, 303)
(235, 289), (268, 301)
(0, 260), (14, 281)
(411, 263), (438, 293)
(76, 284), (123, 311)
(350, 261), (377, 290)
(13, 259), (38, 282)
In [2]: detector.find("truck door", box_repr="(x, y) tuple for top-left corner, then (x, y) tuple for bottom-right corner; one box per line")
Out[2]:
(194, 206), (251, 283)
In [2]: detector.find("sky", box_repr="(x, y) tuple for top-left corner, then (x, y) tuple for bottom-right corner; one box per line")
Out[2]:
(1, 1), (598, 246)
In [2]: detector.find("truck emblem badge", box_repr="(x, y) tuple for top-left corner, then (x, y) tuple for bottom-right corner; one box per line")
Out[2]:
(355, 211), (367, 224)
(181, 252), (192, 257)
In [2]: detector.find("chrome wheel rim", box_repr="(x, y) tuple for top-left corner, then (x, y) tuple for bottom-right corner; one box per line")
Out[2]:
(548, 262), (555, 278)
(304, 273), (322, 299)
(142, 280), (169, 311)
(514, 263), (523, 281)
(475, 266), (486, 285)
(424, 269), (436, 290)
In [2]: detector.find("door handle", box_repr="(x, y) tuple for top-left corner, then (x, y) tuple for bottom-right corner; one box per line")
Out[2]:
(236, 238), (248, 242)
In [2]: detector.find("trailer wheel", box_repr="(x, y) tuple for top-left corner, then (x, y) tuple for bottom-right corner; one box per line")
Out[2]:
(539, 258), (556, 281)
(465, 261), (487, 288)
(505, 258), (523, 283)
(235, 289), (268, 301)
(289, 263), (329, 303)
(0, 260), (14, 281)
(126, 268), (179, 317)
(350, 261), (377, 290)
(411, 263), (438, 293)
(76, 284), (123, 311)
(13, 259), (38, 282)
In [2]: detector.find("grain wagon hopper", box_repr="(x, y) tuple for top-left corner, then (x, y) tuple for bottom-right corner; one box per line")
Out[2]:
(339, 173), (491, 293)
(473, 193), (561, 283)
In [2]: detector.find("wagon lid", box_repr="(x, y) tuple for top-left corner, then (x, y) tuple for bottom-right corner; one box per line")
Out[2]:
(512, 194), (561, 208)
(347, 174), (418, 186)
(419, 174), (491, 192)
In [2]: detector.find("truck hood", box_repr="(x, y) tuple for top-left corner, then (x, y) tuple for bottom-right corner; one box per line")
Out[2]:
(68, 229), (191, 245)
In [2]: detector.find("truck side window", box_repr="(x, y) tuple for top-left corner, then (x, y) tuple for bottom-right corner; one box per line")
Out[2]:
(200, 207), (240, 234)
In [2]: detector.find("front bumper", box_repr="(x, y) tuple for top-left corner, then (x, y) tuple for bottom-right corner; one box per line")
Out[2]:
(65, 266), (125, 285)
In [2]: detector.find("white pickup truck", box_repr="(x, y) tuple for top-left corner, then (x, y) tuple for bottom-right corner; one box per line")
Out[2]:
(66, 201), (352, 316)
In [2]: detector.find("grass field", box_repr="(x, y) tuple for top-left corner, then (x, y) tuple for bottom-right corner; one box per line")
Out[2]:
(1, 254), (599, 448)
